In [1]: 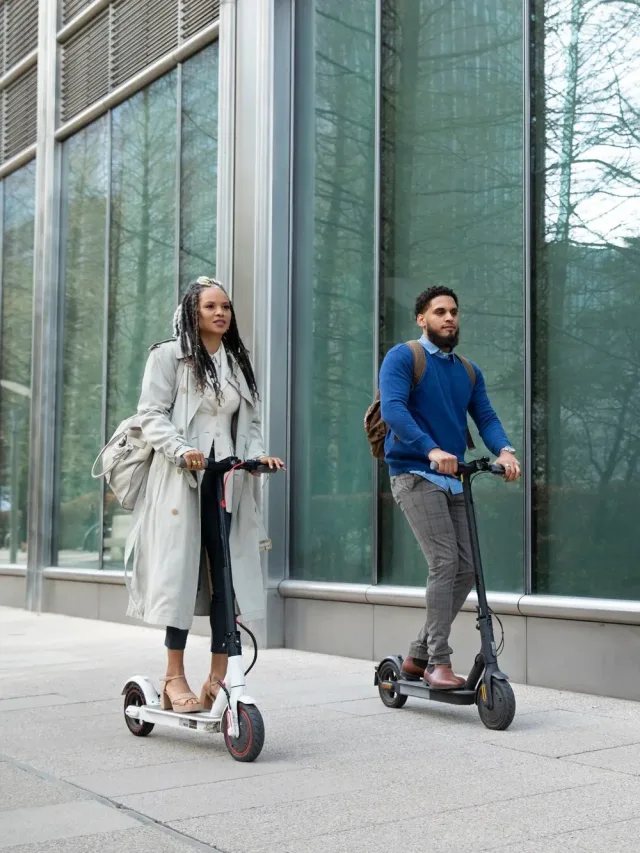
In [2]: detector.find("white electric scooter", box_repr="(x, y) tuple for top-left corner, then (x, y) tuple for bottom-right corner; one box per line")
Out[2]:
(122, 456), (276, 762)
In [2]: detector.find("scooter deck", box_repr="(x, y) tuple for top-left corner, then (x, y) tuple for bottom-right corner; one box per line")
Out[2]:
(389, 675), (477, 705)
(125, 704), (225, 733)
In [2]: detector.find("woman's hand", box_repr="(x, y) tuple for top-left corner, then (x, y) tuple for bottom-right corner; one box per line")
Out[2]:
(256, 456), (286, 474)
(182, 449), (206, 471)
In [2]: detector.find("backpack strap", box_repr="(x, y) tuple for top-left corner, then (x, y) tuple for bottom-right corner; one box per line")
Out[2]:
(405, 340), (427, 387)
(456, 354), (476, 388)
(456, 354), (476, 450)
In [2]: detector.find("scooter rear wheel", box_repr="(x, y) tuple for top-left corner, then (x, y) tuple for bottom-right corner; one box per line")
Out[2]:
(377, 659), (408, 709)
(476, 679), (515, 731)
(124, 684), (155, 737)
(223, 702), (265, 762)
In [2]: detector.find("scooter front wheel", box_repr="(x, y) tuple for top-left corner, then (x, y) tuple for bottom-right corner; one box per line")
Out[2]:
(223, 702), (265, 762)
(476, 679), (516, 731)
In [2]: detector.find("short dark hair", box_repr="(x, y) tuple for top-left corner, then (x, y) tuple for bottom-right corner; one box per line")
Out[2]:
(415, 286), (459, 318)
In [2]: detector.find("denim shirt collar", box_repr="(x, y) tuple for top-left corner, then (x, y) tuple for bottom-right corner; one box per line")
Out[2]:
(420, 334), (454, 360)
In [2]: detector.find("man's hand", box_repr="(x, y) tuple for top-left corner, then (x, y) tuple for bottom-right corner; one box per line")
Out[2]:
(496, 450), (521, 482)
(428, 448), (459, 475)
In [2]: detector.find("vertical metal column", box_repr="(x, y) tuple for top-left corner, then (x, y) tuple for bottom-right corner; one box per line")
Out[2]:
(217, 0), (237, 291)
(371, 0), (382, 585)
(26, 0), (62, 610)
(98, 114), (113, 572)
(523, 0), (533, 596)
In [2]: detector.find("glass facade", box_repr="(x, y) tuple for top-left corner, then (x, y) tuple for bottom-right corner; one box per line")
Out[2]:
(54, 44), (219, 569)
(0, 163), (36, 565)
(379, 0), (524, 591)
(290, 0), (524, 591)
(290, 0), (376, 583)
(3, 1), (640, 619)
(289, 0), (640, 601)
(532, 0), (640, 598)
(57, 120), (108, 568)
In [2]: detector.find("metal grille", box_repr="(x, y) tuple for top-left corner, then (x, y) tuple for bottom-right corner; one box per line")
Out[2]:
(112, 0), (179, 88)
(6, 0), (38, 68)
(58, 0), (220, 128)
(62, 0), (95, 26)
(4, 64), (37, 159)
(61, 9), (110, 123)
(0, 2), (6, 77)
(182, 0), (220, 39)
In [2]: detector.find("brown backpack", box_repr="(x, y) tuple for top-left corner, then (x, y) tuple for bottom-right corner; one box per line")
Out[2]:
(364, 341), (477, 460)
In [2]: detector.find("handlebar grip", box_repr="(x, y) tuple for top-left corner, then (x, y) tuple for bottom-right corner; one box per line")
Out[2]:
(176, 456), (210, 469)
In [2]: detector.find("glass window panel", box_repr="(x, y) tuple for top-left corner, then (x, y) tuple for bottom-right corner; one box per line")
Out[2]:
(0, 162), (36, 565)
(56, 119), (108, 568)
(104, 71), (177, 569)
(533, 0), (640, 597)
(379, 0), (524, 590)
(290, 0), (376, 582)
(180, 43), (219, 290)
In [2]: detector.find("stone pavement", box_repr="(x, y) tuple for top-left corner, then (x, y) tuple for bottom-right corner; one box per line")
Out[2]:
(2, 607), (640, 853)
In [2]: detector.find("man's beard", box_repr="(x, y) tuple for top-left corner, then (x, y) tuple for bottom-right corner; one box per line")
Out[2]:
(426, 325), (460, 351)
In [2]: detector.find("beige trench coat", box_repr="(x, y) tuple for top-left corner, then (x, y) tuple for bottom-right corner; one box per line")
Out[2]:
(124, 339), (267, 631)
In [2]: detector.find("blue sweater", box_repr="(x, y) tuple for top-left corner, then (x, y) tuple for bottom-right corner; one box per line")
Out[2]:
(379, 343), (510, 476)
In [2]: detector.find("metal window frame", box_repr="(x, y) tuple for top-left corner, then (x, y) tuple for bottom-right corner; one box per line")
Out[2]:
(98, 112), (112, 571)
(26, 0), (61, 610)
(371, 0), (382, 585)
(523, 0), (533, 595)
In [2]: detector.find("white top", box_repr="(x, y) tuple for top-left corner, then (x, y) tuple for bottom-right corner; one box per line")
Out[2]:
(201, 344), (241, 510)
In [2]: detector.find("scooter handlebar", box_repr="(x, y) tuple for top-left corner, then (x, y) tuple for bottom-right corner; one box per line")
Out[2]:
(176, 455), (279, 475)
(430, 457), (505, 477)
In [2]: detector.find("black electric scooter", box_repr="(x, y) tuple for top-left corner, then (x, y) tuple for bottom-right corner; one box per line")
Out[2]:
(123, 456), (277, 762)
(374, 458), (516, 731)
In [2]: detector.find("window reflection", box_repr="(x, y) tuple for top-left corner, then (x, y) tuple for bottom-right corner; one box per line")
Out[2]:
(290, 0), (376, 582)
(105, 70), (177, 569)
(180, 43), (219, 290)
(0, 163), (36, 565)
(533, 0), (640, 597)
(380, 0), (524, 590)
(57, 120), (108, 568)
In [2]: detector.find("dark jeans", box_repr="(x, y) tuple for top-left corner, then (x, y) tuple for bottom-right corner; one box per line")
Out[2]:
(165, 465), (236, 654)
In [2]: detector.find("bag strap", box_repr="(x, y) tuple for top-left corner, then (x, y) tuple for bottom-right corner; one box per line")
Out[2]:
(456, 353), (476, 451)
(456, 354), (476, 388)
(405, 340), (427, 387)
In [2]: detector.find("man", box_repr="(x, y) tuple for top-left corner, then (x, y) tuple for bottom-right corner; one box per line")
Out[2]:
(379, 286), (520, 689)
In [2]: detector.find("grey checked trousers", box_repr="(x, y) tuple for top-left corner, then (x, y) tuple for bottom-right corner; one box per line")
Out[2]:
(390, 474), (475, 666)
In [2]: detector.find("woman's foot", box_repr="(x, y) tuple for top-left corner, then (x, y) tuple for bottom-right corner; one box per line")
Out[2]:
(200, 673), (224, 711)
(161, 674), (203, 713)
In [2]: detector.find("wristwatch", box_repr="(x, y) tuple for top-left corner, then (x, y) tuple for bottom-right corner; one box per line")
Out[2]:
(501, 446), (516, 454)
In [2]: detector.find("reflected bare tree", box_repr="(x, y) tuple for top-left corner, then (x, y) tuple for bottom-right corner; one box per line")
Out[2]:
(291, 0), (376, 582)
(533, 0), (640, 595)
(380, 0), (524, 589)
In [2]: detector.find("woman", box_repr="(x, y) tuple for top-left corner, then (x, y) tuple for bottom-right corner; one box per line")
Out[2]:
(125, 277), (284, 713)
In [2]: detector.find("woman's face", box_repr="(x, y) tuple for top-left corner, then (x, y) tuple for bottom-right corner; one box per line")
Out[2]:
(198, 286), (232, 337)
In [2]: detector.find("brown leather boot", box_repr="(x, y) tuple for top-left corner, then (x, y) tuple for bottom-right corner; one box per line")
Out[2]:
(424, 665), (466, 690)
(401, 656), (428, 680)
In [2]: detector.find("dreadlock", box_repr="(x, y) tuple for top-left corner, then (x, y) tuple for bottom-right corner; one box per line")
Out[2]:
(173, 276), (259, 403)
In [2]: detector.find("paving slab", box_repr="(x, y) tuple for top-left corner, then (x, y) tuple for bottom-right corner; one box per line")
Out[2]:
(2, 827), (205, 853)
(0, 800), (139, 849)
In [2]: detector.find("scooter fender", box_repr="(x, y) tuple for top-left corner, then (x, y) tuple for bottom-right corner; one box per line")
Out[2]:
(480, 670), (509, 711)
(374, 655), (404, 686)
(121, 675), (160, 706)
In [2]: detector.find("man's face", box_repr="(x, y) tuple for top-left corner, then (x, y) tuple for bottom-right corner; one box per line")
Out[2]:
(417, 295), (459, 350)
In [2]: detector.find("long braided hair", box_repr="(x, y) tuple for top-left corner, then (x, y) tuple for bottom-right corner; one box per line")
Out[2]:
(173, 277), (259, 403)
